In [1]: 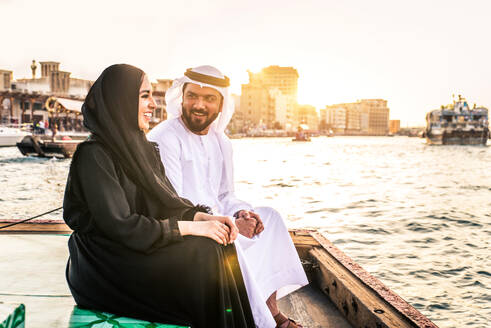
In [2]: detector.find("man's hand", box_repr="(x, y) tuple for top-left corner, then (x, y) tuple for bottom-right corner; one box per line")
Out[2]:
(235, 210), (264, 238)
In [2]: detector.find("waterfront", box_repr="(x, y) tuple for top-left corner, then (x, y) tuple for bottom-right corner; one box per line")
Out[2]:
(1, 136), (490, 327)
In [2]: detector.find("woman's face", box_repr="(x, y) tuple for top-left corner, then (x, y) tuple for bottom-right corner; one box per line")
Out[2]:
(138, 75), (157, 131)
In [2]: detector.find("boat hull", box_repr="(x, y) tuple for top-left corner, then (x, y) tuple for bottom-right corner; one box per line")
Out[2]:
(16, 135), (80, 158)
(426, 130), (488, 145)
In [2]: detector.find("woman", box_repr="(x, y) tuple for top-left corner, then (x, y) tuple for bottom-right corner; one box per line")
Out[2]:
(63, 64), (255, 328)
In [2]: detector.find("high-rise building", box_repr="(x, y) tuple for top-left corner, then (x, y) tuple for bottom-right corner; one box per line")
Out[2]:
(240, 66), (299, 131)
(249, 65), (299, 99)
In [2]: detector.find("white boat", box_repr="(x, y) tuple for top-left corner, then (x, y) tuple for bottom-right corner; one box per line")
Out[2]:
(0, 126), (29, 147)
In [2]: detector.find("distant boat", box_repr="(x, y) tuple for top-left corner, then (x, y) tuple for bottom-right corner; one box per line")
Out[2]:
(425, 95), (489, 145)
(292, 136), (311, 142)
(0, 126), (28, 147)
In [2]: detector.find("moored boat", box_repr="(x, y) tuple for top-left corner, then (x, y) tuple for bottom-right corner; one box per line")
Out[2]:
(425, 95), (489, 145)
(0, 219), (438, 328)
(0, 126), (28, 147)
(16, 135), (81, 158)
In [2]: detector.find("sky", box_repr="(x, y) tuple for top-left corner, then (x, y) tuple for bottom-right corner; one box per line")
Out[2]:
(1, 0), (490, 126)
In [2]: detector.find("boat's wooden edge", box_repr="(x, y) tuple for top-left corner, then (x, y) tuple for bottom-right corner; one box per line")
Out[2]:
(289, 229), (437, 328)
(0, 220), (71, 234)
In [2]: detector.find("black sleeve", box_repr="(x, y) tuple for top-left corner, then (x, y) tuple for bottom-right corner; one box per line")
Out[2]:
(74, 143), (183, 253)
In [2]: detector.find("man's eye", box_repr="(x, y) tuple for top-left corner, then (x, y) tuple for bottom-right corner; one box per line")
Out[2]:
(186, 94), (197, 99)
(141, 94), (149, 98)
(206, 96), (217, 102)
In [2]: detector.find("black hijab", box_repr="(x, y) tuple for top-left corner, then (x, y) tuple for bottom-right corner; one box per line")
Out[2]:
(81, 64), (195, 215)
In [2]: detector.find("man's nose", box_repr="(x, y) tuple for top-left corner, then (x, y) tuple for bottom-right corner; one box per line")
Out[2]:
(194, 97), (206, 109)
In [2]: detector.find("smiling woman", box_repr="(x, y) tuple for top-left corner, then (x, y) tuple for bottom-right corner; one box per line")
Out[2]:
(138, 75), (156, 132)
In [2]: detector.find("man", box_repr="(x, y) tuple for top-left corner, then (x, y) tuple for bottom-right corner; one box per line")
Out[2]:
(147, 66), (308, 328)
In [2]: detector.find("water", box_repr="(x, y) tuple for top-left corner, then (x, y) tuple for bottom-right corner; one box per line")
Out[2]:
(1, 136), (490, 327)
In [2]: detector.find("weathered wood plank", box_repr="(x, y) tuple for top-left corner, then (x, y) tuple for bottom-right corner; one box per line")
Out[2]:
(0, 221), (71, 234)
(311, 247), (416, 328)
(278, 284), (352, 328)
(309, 231), (438, 328)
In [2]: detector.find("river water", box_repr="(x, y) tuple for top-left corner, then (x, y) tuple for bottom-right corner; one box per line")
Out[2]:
(1, 136), (490, 327)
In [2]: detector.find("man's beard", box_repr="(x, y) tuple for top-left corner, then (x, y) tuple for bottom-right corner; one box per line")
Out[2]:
(181, 106), (219, 133)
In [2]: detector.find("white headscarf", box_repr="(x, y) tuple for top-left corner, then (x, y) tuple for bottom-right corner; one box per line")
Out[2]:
(165, 65), (234, 134)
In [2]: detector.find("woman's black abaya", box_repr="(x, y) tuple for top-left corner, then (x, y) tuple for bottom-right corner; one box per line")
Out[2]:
(63, 64), (255, 328)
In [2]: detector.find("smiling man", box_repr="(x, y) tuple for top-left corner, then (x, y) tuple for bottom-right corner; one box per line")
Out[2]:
(147, 66), (308, 328)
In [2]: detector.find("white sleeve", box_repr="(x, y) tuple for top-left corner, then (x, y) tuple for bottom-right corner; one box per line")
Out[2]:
(217, 144), (253, 216)
(147, 129), (183, 195)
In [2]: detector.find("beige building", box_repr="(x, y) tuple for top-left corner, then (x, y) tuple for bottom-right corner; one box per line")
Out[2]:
(240, 81), (272, 127)
(389, 120), (401, 134)
(323, 99), (389, 135)
(248, 65), (299, 99)
(0, 70), (13, 91)
(149, 79), (174, 126)
(240, 66), (299, 131)
(0, 60), (94, 127)
(360, 99), (389, 135)
(296, 104), (319, 131)
(13, 61), (92, 97)
(324, 105), (346, 133)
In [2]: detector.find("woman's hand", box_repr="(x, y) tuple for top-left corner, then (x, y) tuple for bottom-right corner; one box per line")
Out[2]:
(193, 212), (239, 243)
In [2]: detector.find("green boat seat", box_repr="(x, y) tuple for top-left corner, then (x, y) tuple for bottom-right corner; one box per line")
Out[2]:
(68, 306), (189, 328)
(0, 303), (25, 328)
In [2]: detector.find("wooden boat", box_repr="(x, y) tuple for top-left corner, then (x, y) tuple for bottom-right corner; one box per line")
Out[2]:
(0, 219), (438, 328)
(16, 135), (81, 158)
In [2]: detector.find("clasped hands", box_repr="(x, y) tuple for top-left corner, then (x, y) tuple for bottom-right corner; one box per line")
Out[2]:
(234, 210), (264, 239)
(182, 210), (264, 245)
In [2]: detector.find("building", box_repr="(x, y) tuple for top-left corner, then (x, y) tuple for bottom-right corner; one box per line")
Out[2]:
(323, 99), (389, 135)
(150, 79), (174, 126)
(389, 120), (401, 134)
(324, 105), (346, 133)
(0, 70), (12, 91)
(240, 80), (272, 128)
(228, 93), (246, 134)
(0, 61), (93, 128)
(239, 66), (299, 131)
(295, 104), (319, 131)
(249, 65), (299, 99)
(360, 99), (390, 135)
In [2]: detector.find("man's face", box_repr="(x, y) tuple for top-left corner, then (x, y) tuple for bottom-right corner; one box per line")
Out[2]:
(181, 83), (222, 134)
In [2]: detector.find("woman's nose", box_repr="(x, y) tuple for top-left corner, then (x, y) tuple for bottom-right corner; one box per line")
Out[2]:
(149, 96), (157, 109)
